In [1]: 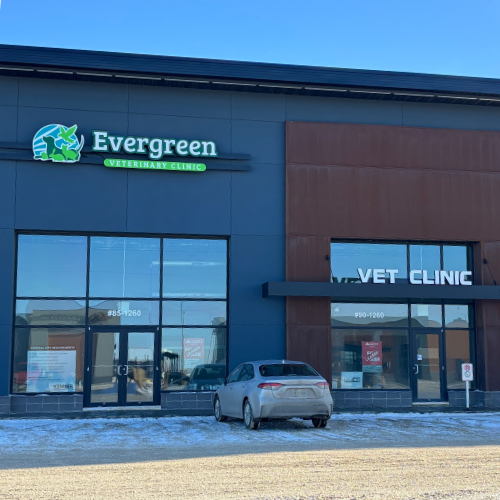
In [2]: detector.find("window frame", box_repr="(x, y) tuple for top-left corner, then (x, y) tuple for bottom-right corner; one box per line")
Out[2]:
(12, 231), (229, 395)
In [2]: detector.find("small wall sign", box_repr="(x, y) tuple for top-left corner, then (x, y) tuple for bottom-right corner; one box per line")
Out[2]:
(461, 363), (474, 381)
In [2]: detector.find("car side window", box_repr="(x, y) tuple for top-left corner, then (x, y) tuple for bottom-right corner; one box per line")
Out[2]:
(227, 366), (243, 384)
(238, 364), (255, 382)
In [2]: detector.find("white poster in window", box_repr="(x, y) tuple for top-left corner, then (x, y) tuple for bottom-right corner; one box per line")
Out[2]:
(341, 371), (363, 389)
(183, 338), (205, 370)
(26, 349), (76, 392)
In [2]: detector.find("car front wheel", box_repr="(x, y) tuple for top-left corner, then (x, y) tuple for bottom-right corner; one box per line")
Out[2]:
(243, 400), (259, 430)
(214, 396), (227, 422)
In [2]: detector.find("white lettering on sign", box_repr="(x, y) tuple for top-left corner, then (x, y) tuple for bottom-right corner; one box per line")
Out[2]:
(357, 269), (472, 285)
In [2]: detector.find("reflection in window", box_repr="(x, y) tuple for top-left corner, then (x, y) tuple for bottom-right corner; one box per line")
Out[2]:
(409, 245), (440, 275)
(16, 300), (86, 326)
(163, 239), (227, 298)
(161, 328), (227, 391)
(331, 329), (409, 390)
(162, 301), (226, 326)
(446, 330), (474, 389)
(445, 305), (471, 328)
(89, 237), (160, 298)
(411, 304), (443, 327)
(330, 243), (407, 284)
(17, 235), (87, 297)
(12, 328), (85, 393)
(88, 300), (159, 326)
(331, 303), (408, 328)
(443, 246), (468, 273)
(331, 242), (471, 285)
(90, 331), (119, 404)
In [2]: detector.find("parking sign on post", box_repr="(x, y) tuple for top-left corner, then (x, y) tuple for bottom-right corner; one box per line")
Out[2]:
(462, 363), (473, 382)
(461, 363), (474, 409)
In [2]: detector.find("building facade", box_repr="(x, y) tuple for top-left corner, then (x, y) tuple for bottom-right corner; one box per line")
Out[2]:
(0, 45), (500, 414)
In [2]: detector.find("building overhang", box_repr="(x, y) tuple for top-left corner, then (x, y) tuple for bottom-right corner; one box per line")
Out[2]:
(262, 281), (500, 301)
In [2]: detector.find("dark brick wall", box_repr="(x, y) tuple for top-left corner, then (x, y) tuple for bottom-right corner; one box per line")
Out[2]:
(332, 391), (413, 409)
(9, 394), (83, 414)
(161, 392), (214, 414)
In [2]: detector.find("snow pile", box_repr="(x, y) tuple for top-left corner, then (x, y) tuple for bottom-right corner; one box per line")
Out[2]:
(0, 412), (498, 453)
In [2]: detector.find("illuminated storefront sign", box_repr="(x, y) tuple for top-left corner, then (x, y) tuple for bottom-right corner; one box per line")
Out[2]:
(32, 124), (216, 173)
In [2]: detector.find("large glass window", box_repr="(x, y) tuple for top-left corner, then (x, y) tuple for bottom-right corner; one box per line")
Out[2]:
(89, 237), (160, 298)
(331, 242), (471, 284)
(330, 243), (407, 284)
(14, 234), (228, 394)
(443, 246), (469, 273)
(332, 329), (410, 390)
(161, 238), (228, 391)
(163, 239), (227, 298)
(331, 301), (475, 392)
(16, 300), (86, 326)
(445, 305), (472, 328)
(409, 245), (441, 277)
(411, 304), (443, 327)
(162, 301), (226, 326)
(332, 303), (408, 328)
(161, 327), (227, 391)
(17, 235), (87, 297)
(88, 300), (159, 326)
(12, 327), (85, 393)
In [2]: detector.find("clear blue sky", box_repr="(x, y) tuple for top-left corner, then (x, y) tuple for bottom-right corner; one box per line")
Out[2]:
(0, 0), (499, 79)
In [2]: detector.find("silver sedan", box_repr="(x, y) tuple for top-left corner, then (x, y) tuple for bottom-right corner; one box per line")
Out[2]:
(214, 360), (333, 430)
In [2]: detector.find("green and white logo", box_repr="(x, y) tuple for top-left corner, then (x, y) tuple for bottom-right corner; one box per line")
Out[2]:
(33, 124), (85, 163)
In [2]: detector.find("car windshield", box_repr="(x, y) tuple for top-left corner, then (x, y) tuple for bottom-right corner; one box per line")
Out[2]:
(192, 365), (226, 381)
(259, 364), (318, 377)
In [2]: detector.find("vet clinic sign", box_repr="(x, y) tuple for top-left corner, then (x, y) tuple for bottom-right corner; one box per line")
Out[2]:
(357, 268), (472, 285)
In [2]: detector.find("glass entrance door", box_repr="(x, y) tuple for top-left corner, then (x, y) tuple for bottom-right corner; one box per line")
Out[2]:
(411, 330), (445, 402)
(88, 328), (158, 406)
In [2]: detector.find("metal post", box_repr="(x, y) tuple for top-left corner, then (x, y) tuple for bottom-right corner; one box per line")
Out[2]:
(466, 380), (470, 409)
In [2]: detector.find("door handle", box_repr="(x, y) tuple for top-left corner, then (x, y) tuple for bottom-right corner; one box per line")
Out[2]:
(117, 364), (122, 376)
(123, 365), (129, 376)
(414, 364), (419, 375)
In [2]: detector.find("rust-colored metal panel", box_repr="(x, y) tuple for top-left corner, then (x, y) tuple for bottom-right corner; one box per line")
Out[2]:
(285, 121), (500, 394)
(287, 325), (331, 384)
(288, 164), (500, 242)
(286, 121), (500, 173)
(484, 325), (500, 392)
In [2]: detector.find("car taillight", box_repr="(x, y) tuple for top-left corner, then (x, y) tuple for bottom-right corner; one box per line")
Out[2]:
(316, 381), (329, 389)
(257, 383), (283, 390)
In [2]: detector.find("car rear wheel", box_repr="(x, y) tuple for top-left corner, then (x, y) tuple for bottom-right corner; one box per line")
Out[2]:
(214, 396), (227, 422)
(312, 418), (328, 428)
(243, 400), (259, 430)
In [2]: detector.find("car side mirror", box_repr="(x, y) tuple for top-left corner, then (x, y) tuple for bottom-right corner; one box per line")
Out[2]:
(217, 377), (226, 385)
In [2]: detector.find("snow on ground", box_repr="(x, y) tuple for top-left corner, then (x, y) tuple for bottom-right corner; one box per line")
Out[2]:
(0, 412), (499, 454)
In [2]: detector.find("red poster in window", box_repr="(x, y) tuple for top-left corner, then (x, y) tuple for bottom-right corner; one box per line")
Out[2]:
(183, 338), (205, 369)
(362, 341), (382, 373)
